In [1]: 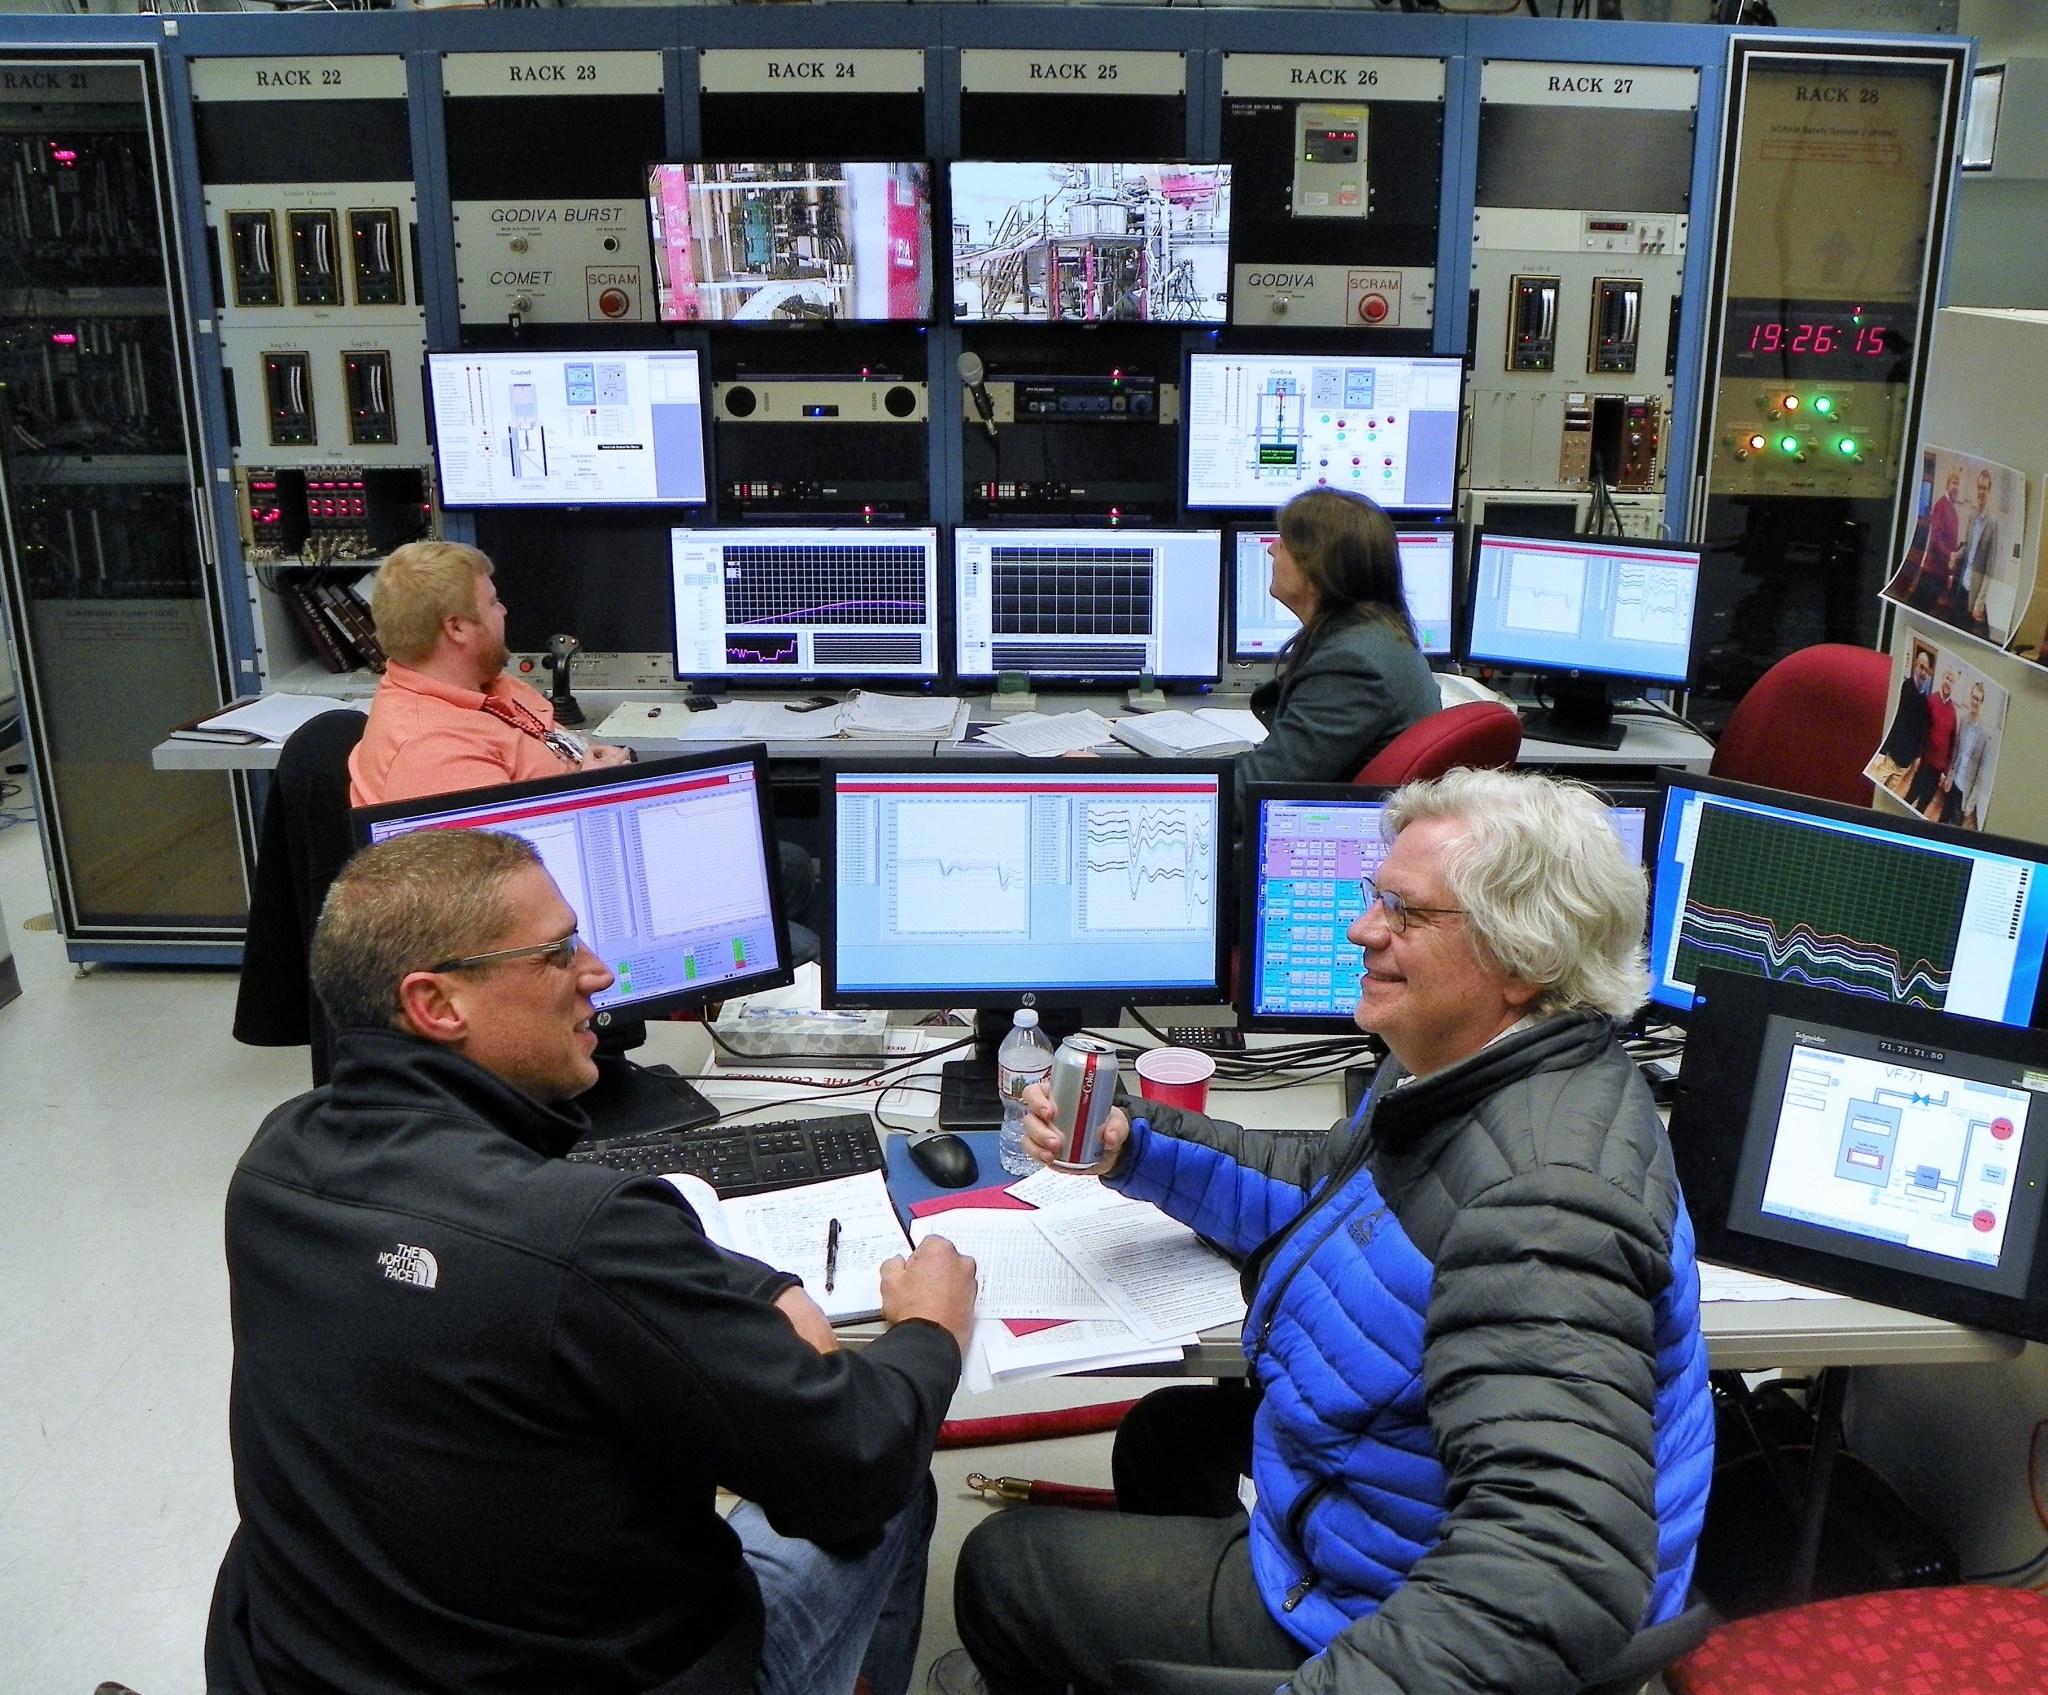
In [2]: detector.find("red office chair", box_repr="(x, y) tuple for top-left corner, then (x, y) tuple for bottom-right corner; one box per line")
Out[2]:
(1665, 1585), (2048, 1693)
(1709, 644), (1892, 808)
(1351, 700), (1522, 786)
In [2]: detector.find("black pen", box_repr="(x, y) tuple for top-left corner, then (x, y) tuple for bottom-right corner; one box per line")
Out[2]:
(824, 1217), (842, 1294)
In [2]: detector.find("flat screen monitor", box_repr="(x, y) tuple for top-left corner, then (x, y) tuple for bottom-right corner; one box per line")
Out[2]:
(670, 526), (940, 682)
(646, 161), (934, 323)
(1184, 353), (1463, 513)
(1463, 529), (1702, 748)
(1672, 968), (2048, 1341)
(351, 749), (792, 1023)
(822, 758), (1230, 1010)
(1240, 781), (1656, 1032)
(952, 526), (1223, 685)
(1963, 66), (2004, 171)
(1229, 527), (1456, 661)
(427, 349), (707, 509)
(1647, 772), (2048, 1029)
(948, 162), (1231, 324)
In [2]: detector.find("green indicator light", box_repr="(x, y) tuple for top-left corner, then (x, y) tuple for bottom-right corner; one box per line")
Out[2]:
(1838, 437), (1858, 455)
(1813, 396), (1834, 415)
(1779, 435), (1800, 454)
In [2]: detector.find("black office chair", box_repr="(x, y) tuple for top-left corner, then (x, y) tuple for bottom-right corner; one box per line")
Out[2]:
(1112, 1601), (1718, 1695)
(233, 709), (367, 1085)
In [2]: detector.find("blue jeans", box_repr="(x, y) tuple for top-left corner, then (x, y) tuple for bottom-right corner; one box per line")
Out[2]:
(732, 1473), (936, 1695)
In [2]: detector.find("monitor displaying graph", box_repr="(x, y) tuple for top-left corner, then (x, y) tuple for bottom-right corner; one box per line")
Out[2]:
(670, 527), (940, 680)
(1231, 527), (1456, 660)
(1465, 531), (1700, 686)
(822, 760), (1230, 1008)
(1649, 773), (2048, 1027)
(952, 527), (1223, 683)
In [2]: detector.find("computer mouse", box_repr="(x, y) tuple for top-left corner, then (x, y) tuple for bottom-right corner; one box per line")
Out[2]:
(908, 1132), (980, 1189)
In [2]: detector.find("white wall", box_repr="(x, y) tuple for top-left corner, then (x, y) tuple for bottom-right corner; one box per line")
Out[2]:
(1950, 1), (2048, 307)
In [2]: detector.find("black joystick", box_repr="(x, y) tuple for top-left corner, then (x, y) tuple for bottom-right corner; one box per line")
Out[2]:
(545, 632), (586, 728)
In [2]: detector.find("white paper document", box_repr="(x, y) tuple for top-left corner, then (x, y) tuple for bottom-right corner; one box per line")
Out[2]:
(664, 1168), (911, 1324)
(1034, 1205), (1247, 1343)
(839, 692), (966, 737)
(1699, 1264), (1840, 1303)
(911, 1210), (1115, 1320)
(976, 1318), (1188, 1385)
(177, 693), (361, 743)
(975, 710), (1120, 757)
(1004, 1166), (1123, 1213)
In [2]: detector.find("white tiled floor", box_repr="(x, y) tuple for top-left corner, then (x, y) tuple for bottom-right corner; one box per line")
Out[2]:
(0, 802), (1151, 1695)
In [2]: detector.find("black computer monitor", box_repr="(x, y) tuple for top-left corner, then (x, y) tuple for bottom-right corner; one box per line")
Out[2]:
(1239, 781), (1657, 1032)
(1462, 529), (1703, 749)
(948, 162), (1231, 324)
(951, 527), (1224, 686)
(820, 757), (1231, 1012)
(1229, 526), (1456, 662)
(669, 526), (941, 684)
(1647, 772), (2048, 1028)
(1183, 351), (1463, 514)
(426, 348), (708, 509)
(352, 748), (793, 1028)
(647, 160), (934, 323)
(1674, 968), (2048, 1341)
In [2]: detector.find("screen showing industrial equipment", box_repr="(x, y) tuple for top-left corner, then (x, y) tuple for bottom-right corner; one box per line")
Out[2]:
(647, 161), (934, 323)
(823, 759), (1230, 1008)
(427, 349), (707, 508)
(948, 162), (1231, 324)
(1230, 527), (1456, 660)
(670, 526), (941, 681)
(1184, 352), (1462, 511)
(951, 526), (1223, 684)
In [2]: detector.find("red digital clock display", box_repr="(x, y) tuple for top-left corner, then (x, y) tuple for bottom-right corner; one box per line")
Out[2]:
(1722, 302), (1911, 380)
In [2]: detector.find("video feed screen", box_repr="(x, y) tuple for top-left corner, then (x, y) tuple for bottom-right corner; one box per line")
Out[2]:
(428, 350), (706, 509)
(647, 162), (933, 323)
(949, 162), (1231, 324)
(1185, 353), (1462, 511)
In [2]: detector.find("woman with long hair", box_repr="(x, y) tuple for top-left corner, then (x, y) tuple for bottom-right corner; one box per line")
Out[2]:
(1235, 488), (1439, 803)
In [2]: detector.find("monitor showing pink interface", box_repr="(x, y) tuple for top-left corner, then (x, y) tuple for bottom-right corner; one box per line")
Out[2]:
(647, 162), (933, 324)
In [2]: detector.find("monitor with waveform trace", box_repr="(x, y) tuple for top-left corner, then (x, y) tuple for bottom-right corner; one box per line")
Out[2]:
(1241, 781), (1657, 1032)
(1648, 772), (2048, 1029)
(1230, 527), (1456, 661)
(670, 526), (940, 682)
(820, 757), (1231, 1010)
(952, 527), (1223, 685)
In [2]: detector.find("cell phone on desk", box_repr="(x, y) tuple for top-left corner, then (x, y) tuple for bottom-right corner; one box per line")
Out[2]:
(787, 695), (839, 713)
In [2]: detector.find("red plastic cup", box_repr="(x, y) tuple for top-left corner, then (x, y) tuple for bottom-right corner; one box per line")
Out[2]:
(1135, 1046), (1216, 1113)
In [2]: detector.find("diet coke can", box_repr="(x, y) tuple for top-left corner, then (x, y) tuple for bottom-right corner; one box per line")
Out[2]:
(1048, 1036), (1120, 1170)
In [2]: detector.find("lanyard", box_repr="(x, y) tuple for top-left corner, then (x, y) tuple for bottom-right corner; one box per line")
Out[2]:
(479, 692), (587, 766)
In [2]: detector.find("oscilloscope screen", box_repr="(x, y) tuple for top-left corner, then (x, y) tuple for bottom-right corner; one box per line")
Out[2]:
(1648, 773), (2048, 1028)
(818, 757), (1232, 1010)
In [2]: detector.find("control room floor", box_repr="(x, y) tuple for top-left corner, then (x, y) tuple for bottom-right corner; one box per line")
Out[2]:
(0, 792), (1143, 1695)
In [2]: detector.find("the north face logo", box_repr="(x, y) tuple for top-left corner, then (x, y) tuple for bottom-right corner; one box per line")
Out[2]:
(376, 1243), (439, 1289)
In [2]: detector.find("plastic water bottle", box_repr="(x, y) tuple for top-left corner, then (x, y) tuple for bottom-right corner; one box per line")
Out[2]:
(996, 1009), (1056, 1176)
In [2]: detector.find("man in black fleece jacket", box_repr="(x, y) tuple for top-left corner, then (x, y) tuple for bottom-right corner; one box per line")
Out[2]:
(205, 828), (976, 1695)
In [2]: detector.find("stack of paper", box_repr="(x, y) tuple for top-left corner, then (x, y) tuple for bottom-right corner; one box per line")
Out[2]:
(171, 694), (362, 745)
(838, 691), (968, 739)
(975, 710), (1120, 758)
(596, 695), (969, 745)
(909, 1167), (1246, 1390)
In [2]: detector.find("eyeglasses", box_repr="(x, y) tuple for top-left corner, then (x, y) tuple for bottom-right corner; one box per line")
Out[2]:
(1357, 873), (1463, 934)
(429, 928), (583, 975)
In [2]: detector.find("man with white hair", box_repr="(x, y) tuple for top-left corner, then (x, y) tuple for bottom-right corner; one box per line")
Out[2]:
(956, 768), (1715, 1695)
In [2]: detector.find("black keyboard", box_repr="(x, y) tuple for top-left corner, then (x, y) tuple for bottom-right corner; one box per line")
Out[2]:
(564, 1112), (886, 1198)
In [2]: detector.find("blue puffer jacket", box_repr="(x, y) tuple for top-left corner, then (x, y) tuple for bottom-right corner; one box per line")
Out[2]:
(1108, 1013), (1714, 1695)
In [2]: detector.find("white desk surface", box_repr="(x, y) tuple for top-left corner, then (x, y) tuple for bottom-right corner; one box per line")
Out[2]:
(640, 1019), (2020, 1378)
(151, 685), (1715, 773)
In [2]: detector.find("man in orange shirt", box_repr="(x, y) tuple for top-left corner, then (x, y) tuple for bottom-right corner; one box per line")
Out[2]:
(350, 541), (818, 960)
(348, 541), (634, 807)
